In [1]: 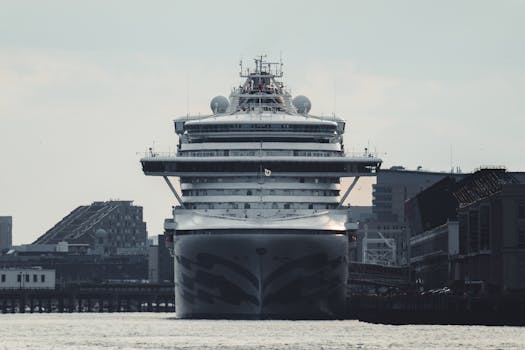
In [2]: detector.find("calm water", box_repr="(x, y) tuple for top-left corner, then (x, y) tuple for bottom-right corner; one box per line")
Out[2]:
(0, 313), (524, 349)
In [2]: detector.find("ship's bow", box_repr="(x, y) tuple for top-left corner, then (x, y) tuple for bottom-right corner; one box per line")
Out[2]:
(173, 233), (348, 319)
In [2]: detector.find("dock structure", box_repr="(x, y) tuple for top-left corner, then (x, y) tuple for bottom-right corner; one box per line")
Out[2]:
(0, 283), (174, 313)
(347, 294), (525, 326)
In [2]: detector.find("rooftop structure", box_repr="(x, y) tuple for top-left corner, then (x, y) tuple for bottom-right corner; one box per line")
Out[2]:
(453, 168), (519, 207)
(406, 168), (525, 293)
(0, 216), (12, 252)
(33, 201), (147, 256)
(373, 167), (466, 222)
(0, 267), (55, 290)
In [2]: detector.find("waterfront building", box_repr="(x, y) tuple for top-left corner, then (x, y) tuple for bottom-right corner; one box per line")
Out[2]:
(409, 221), (459, 289)
(0, 201), (148, 285)
(406, 168), (525, 293)
(148, 234), (174, 283)
(0, 216), (12, 252)
(0, 253), (147, 285)
(33, 201), (147, 256)
(452, 170), (525, 293)
(0, 268), (55, 290)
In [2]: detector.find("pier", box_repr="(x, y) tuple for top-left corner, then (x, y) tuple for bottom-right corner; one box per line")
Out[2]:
(0, 283), (175, 313)
(347, 294), (525, 326)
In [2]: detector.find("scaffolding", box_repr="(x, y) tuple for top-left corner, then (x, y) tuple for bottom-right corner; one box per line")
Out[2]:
(362, 224), (397, 266)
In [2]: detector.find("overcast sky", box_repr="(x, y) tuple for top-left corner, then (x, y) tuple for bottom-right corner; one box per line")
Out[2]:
(1, 1), (524, 244)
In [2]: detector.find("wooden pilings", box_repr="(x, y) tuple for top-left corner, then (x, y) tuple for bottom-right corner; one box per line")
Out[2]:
(0, 283), (175, 313)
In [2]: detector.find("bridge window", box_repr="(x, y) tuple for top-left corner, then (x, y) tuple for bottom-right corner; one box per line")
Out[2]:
(186, 123), (336, 133)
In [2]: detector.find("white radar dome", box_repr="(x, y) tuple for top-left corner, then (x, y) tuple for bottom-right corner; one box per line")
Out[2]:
(210, 96), (230, 113)
(292, 95), (312, 114)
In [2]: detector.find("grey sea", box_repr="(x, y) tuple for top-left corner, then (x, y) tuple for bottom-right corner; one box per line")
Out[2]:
(1, 313), (524, 349)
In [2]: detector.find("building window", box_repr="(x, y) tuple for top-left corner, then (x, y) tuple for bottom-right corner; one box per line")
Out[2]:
(25, 274), (29, 282)
(41, 275), (46, 283)
(519, 230), (525, 249)
(519, 204), (525, 219)
(17, 274), (21, 282)
(480, 206), (490, 250)
(1, 274), (5, 282)
(469, 210), (479, 253)
(33, 274), (37, 282)
(458, 213), (468, 255)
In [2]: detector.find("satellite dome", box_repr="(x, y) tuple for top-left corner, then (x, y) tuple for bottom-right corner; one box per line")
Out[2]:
(210, 96), (230, 113)
(292, 95), (311, 114)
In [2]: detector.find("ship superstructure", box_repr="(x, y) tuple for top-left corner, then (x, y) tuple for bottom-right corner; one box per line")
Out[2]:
(141, 56), (381, 319)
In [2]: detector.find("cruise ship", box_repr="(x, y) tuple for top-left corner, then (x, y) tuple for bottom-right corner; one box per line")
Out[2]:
(141, 56), (382, 319)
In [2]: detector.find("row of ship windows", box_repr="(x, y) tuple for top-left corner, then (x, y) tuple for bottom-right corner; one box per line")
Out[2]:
(180, 177), (340, 184)
(184, 203), (339, 210)
(161, 162), (357, 173)
(185, 124), (336, 133)
(185, 137), (336, 144)
(179, 150), (338, 157)
(182, 189), (339, 196)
